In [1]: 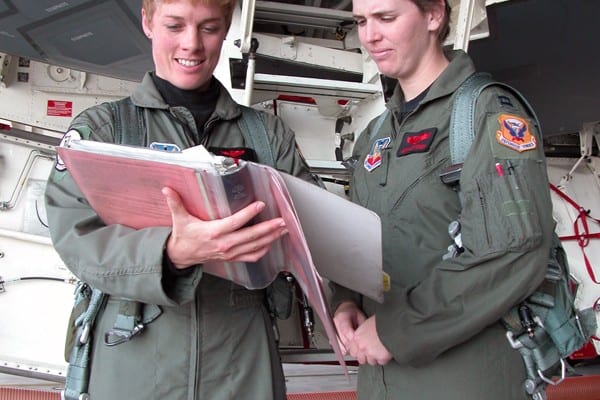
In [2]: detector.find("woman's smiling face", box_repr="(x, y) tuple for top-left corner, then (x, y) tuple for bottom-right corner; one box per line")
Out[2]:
(142, 0), (229, 90)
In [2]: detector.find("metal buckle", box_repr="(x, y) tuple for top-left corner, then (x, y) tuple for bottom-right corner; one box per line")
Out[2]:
(104, 323), (145, 346)
(61, 389), (90, 400)
(79, 322), (91, 345)
(538, 358), (566, 386)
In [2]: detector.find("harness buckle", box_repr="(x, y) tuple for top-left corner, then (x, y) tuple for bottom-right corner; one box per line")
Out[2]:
(79, 322), (91, 345)
(538, 358), (566, 386)
(104, 323), (145, 346)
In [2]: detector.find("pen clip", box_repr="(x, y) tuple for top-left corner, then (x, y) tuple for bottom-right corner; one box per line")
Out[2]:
(495, 162), (505, 177)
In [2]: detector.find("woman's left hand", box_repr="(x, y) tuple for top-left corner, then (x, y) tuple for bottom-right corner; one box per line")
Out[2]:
(348, 315), (393, 366)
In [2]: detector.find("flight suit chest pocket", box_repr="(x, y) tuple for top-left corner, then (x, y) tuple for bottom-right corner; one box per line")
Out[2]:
(352, 152), (430, 212)
(460, 160), (542, 255)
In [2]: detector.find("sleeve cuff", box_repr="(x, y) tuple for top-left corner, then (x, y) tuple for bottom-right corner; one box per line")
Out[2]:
(162, 248), (195, 277)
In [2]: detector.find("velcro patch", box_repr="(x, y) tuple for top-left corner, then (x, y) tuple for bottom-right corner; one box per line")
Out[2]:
(364, 137), (391, 172)
(397, 128), (437, 156)
(55, 129), (82, 171)
(209, 147), (258, 163)
(496, 114), (537, 152)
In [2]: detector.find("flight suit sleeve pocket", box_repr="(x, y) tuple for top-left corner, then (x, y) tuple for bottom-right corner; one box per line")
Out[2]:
(460, 161), (542, 256)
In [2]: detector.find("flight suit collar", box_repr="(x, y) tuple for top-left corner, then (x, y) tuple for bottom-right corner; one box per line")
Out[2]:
(129, 72), (245, 124)
(385, 49), (477, 116)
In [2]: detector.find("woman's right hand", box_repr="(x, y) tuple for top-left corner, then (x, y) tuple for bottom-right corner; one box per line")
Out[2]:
(162, 186), (288, 270)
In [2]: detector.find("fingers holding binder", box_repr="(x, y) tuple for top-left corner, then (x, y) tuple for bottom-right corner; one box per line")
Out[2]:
(333, 301), (366, 353)
(162, 186), (288, 269)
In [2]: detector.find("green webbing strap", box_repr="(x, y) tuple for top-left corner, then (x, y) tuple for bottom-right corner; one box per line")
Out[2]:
(63, 286), (104, 400)
(370, 109), (389, 139)
(236, 106), (302, 323)
(237, 106), (276, 167)
(110, 97), (146, 147)
(104, 301), (145, 346)
(449, 72), (541, 165)
(63, 98), (148, 399)
(105, 98), (163, 345)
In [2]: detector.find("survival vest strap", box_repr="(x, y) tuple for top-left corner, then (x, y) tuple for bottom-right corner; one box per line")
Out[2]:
(446, 72), (595, 400)
(101, 99), (163, 348)
(63, 283), (103, 400)
(62, 98), (288, 400)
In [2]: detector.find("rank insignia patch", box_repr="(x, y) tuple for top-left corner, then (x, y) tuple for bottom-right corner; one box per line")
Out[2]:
(364, 137), (391, 172)
(497, 95), (514, 108)
(496, 114), (537, 152)
(397, 128), (437, 156)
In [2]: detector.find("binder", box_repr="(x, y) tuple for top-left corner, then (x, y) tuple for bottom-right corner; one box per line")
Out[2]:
(58, 140), (385, 371)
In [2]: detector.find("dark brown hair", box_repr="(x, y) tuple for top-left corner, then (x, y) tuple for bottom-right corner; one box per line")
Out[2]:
(412, 0), (451, 43)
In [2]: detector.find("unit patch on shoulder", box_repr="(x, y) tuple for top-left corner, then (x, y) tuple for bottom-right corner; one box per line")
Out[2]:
(54, 129), (82, 171)
(364, 136), (391, 172)
(397, 128), (437, 157)
(496, 114), (536, 152)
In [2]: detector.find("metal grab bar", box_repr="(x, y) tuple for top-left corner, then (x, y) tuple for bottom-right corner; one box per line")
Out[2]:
(0, 149), (54, 211)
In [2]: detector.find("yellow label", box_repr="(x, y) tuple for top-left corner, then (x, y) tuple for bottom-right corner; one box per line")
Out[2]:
(382, 272), (391, 292)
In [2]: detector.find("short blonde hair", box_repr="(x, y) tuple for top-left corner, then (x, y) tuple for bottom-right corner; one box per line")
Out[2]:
(142, 0), (237, 28)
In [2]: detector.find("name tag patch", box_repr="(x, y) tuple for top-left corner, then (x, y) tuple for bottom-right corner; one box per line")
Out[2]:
(397, 128), (437, 157)
(209, 147), (258, 163)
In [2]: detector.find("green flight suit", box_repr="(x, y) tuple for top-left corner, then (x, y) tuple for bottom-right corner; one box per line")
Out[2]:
(331, 50), (555, 399)
(45, 74), (312, 400)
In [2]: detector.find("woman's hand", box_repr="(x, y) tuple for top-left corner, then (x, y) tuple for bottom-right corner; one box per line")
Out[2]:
(333, 301), (367, 353)
(349, 315), (393, 366)
(162, 186), (288, 269)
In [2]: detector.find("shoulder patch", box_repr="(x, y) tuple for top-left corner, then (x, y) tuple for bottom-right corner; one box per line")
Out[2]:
(54, 129), (82, 172)
(364, 136), (391, 172)
(496, 114), (537, 153)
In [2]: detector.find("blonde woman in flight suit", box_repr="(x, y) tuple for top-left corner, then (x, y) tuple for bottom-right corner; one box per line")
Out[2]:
(45, 0), (312, 398)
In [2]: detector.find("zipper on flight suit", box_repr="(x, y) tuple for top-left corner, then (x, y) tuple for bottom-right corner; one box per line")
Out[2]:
(384, 104), (449, 209)
(378, 109), (404, 187)
(164, 108), (200, 145)
(203, 116), (220, 145)
(391, 156), (449, 210)
(475, 179), (492, 247)
(379, 150), (392, 186)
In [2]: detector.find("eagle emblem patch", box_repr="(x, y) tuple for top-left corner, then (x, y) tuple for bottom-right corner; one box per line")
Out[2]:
(496, 114), (536, 152)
